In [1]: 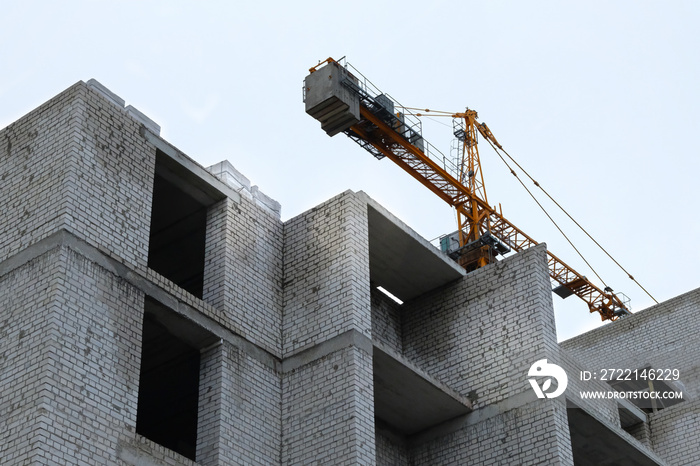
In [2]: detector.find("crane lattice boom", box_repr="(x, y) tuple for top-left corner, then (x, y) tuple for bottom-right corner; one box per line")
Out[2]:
(304, 57), (630, 321)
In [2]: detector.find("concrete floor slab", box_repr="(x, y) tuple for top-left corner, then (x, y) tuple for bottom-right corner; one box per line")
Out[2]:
(567, 404), (665, 466)
(373, 342), (472, 435)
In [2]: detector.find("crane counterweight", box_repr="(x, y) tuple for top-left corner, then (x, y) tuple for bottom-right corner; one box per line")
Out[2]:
(304, 60), (359, 136)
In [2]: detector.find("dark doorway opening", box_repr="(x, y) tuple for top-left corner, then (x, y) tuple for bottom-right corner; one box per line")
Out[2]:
(136, 298), (218, 461)
(147, 149), (224, 298)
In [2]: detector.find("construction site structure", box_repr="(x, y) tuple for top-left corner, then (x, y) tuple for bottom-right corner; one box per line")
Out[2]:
(1, 75), (696, 466)
(304, 57), (631, 321)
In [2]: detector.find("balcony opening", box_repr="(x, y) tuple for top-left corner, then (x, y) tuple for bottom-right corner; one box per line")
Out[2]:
(147, 149), (224, 298)
(136, 297), (218, 461)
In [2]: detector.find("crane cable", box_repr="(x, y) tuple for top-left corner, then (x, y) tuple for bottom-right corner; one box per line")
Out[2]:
(482, 136), (659, 305)
(404, 106), (658, 303)
(480, 137), (609, 288)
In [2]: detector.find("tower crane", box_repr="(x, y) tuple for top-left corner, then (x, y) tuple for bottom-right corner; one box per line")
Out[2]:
(303, 57), (631, 321)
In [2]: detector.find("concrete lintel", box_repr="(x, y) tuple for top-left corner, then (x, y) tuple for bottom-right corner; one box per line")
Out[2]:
(145, 297), (219, 350)
(618, 397), (648, 428)
(358, 191), (465, 302)
(373, 341), (472, 435)
(0, 230), (280, 372)
(154, 152), (225, 207)
(143, 129), (241, 205)
(117, 437), (195, 466)
(282, 329), (373, 373)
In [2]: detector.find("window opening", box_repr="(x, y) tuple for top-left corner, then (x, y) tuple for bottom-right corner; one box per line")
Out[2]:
(136, 297), (217, 460)
(147, 149), (223, 298)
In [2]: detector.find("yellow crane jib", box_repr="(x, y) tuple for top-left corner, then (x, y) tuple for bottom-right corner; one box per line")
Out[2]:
(303, 57), (631, 321)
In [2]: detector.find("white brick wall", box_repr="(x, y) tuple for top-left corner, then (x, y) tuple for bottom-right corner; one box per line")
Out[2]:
(412, 401), (573, 465)
(563, 287), (700, 465)
(281, 345), (375, 464)
(1, 85), (78, 264)
(198, 342), (281, 465)
(371, 287), (403, 354)
(375, 430), (409, 465)
(0, 246), (144, 464)
(403, 244), (559, 407)
(400, 245), (574, 464)
(562, 287), (700, 401)
(0, 81), (156, 268)
(282, 191), (371, 356)
(203, 195), (284, 356)
(648, 399), (700, 465)
(9, 78), (691, 465)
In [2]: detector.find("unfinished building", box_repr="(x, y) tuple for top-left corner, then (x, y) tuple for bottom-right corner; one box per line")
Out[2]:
(0, 80), (698, 465)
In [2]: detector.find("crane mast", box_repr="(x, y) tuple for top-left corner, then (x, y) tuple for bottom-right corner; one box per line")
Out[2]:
(304, 57), (631, 321)
(454, 110), (491, 269)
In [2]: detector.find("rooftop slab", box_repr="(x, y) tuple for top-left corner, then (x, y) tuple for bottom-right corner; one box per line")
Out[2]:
(359, 192), (465, 302)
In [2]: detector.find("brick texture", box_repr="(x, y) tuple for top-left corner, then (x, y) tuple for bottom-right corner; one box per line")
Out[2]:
(197, 342), (281, 465)
(375, 430), (409, 466)
(281, 345), (375, 465)
(0, 246), (144, 464)
(562, 287), (700, 401)
(648, 399), (700, 465)
(4, 78), (696, 465)
(371, 286), (402, 354)
(282, 191), (371, 356)
(398, 245), (574, 464)
(0, 82), (155, 268)
(203, 196), (283, 356)
(563, 287), (700, 465)
(403, 244), (561, 408)
(412, 401), (573, 465)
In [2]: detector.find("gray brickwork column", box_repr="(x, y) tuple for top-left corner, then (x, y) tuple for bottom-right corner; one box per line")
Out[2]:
(202, 195), (283, 357)
(282, 191), (371, 354)
(0, 81), (156, 269)
(282, 345), (375, 464)
(281, 191), (375, 464)
(0, 246), (144, 464)
(197, 341), (281, 465)
(196, 342), (225, 465)
(202, 199), (230, 312)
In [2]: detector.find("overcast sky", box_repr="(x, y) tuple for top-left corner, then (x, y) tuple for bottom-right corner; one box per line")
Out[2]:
(2, 1), (699, 341)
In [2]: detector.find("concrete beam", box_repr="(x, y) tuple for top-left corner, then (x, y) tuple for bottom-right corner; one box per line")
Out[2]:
(618, 398), (648, 428)
(142, 129), (241, 205)
(0, 230), (280, 372)
(282, 330), (373, 373)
